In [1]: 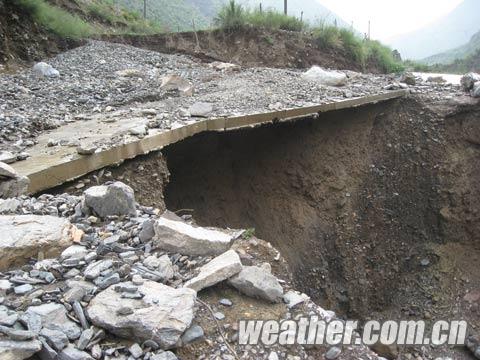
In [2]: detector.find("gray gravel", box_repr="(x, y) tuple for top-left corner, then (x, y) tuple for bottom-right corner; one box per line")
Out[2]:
(0, 40), (465, 159)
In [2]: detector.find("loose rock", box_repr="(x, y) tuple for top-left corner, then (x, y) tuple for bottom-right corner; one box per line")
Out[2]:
(154, 217), (235, 256)
(184, 250), (242, 292)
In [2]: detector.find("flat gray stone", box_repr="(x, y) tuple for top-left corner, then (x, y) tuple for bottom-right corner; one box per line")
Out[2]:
(57, 345), (93, 360)
(154, 217), (234, 256)
(184, 250), (242, 292)
(0, 339), (42, 359)
(228, 265), (283, 302)
(87, 281), (196, 349)
(188, 102), (213, 117)
(0, 215), (74, 270)
(26, 303), (81, 340)
(151, 351), (178, 360)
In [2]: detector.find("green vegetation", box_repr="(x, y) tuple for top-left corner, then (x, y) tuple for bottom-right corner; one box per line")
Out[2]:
(14, 0), (162, 38)
(215, 0), (304, 32)
(84, 0), (162, 34)
(14, 0), (93, 38)
(113, 0), (209, 32)
(242, 228), (256, 240)
(215, 1), (404, 73)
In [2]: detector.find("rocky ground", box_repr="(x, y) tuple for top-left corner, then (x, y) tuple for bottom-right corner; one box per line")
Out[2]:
(0, 40), (466, 164)
(0, 182), (387, 360)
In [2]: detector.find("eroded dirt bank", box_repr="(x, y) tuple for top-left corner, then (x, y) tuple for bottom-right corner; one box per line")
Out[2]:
(163, 97), (480, 331)
(101, 27), (379, 72)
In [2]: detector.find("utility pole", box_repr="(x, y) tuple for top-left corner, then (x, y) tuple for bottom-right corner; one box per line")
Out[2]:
(143, 0), (147, 19)
(284, 0), (287, 15)
(259, 3), (262, 13)
(368, 20), (371, 40)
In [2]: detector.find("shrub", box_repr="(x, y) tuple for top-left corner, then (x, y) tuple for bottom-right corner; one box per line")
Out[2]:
(214, 0), (246, 31)
(246, 9), (305, 32)
(312, 24), (342, 49)
(14, 0), (93, 39)
(215, 1), (304, 32)
(365, 40), (405, 73)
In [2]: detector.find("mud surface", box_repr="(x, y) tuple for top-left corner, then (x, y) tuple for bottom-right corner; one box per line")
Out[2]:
(163, 97), (480, 355)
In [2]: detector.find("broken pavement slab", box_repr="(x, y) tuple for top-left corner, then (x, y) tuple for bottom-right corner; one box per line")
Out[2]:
(154, 217), (236, 256)
(86, 281), (196, 349)
(0, 215), (75, 270)
(11, 91), (408, 195)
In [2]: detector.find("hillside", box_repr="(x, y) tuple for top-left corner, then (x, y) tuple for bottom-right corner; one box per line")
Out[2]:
(232, 0), (350, 27)
(388, 0), (480, 60)
(115, 0), (351, 32)
(423, 29), (480, 65)
(113, 0), (211, 31)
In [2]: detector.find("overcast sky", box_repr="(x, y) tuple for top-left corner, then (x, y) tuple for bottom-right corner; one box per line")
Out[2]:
(318, 0), (464, 42)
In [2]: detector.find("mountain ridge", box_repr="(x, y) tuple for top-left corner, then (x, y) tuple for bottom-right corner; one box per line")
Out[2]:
(387, 0), (480, 60)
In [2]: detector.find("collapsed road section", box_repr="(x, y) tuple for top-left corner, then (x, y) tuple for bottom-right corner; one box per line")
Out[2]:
(1, 40), (480, 360)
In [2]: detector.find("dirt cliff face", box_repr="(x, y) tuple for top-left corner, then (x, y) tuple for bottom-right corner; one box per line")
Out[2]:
(102, 27), (380, 72)
(0, 0), (78, 67)
(163, 97), (480, 332)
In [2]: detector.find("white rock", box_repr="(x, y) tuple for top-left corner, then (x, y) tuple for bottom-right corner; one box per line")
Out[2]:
(58, 345), (93, 360)
(154, 217), (234, 256)
(0, 199), (21, 213)
(151, 351), (178, 360)
(283, 291), (310, 309)
(61, 245), (88, 260)
(184, 250), (242, 292)
(33, 62), (60, 78)
(228, 265), (283, 302)
(301, 66), (347, 86)
(0, 339), (42, 359)
(86, 281), (196, 349)
(0, 152), (16, 164)
(83, 182), (136, 218)
(188, 102), (213, 117)
(0, 162), (17, 179)
(0, 215), (75, 270)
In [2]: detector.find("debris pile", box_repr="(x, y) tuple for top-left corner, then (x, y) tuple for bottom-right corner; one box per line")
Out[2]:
(0, 182), (385, 359)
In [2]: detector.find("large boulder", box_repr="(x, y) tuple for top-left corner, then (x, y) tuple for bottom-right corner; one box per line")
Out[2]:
(461, 72), (480, 92)
(154, 217), (235, 256)
(0, 215), (75, 270)
(83, 182), (136, 218)
(184, 250), (242, 292)
(301, 66), (347, 86)
(86, 281), (196, 349)
(0, 339), (42, 359)
(228, 265), (283, 302)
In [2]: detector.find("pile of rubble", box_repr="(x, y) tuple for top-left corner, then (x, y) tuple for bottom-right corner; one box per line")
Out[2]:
(0, 179), (385, 360)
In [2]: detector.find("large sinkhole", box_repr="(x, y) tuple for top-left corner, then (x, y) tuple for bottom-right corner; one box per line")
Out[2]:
(163, 97), (480, 324)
